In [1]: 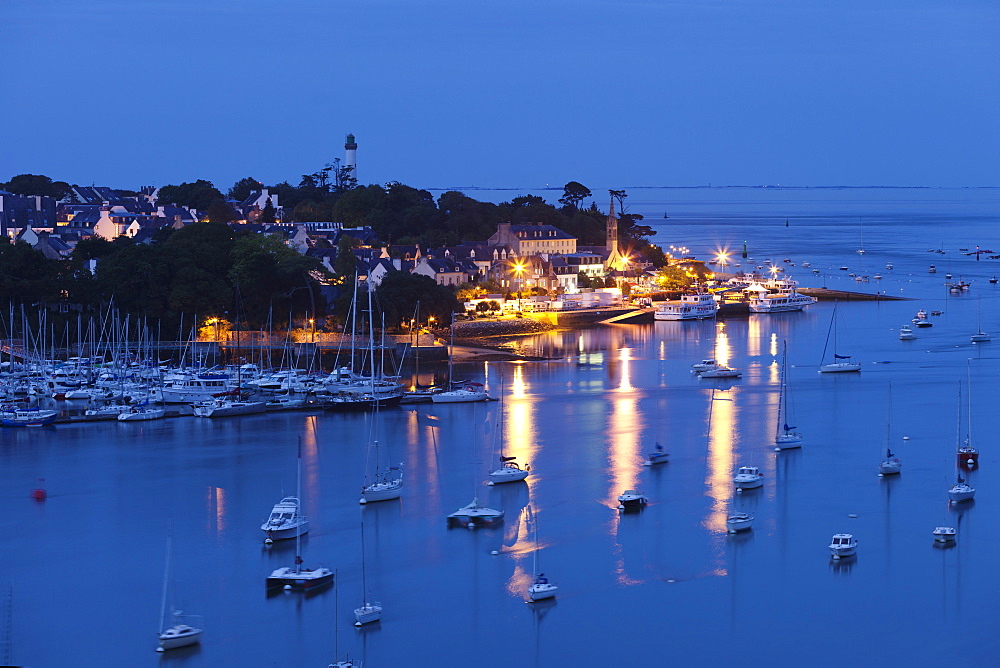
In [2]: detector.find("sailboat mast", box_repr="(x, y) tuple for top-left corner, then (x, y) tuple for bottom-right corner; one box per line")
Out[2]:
(295, 438), (303, 574)
(360, 516), (368, 606)
(158, 536), (171, 634)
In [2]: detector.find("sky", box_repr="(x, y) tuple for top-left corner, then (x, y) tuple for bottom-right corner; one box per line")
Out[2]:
(3, 0), (998, 192)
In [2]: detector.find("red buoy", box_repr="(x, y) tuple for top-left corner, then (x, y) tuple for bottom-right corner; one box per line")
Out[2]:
(31, 478), (46, 501)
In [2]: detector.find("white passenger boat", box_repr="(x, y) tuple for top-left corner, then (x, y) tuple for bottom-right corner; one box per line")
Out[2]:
(261, 496), (308, 542)
(733, 466), (763, 490)
(161, 374), (232, 403)
(829, 533), (857, 559)
(654, 291), (719, 321)
(748, 291), (817, 313)
(725, 512), (754, 533)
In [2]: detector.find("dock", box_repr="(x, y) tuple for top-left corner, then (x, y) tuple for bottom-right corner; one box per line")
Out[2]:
(798, 288), (911, 301)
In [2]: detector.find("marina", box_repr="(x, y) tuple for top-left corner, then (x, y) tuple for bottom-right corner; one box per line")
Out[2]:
(3, 188), (1000, 665)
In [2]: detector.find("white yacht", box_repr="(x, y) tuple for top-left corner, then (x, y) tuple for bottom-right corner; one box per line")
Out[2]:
(643, 443), (669, 466)
(899, 325), (916, 340)
(970, 330), (991, 343)
(488, 457), (529, 484)
(733, 466), (763, 490)
(160, 374), (232, 403)
(829, 533), (857, 559)
(691, 359), (719, 372)
(359, 468), (403, 503)
(117, 404), (166, 421)
(933, 527), (957, 543)
(617, 489), (648, 511)
(749, 291), (817, 313)
(261, 497), (308, 541)
(654, 291), (719, 321)
(447, 498), (504, 527)
(947, 476), (975, 503)
(725, 512), (754, 533)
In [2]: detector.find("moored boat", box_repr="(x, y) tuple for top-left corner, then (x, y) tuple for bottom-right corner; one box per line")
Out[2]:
(0, 407), (57, 427)
(617, 489), (648, 511)
(654, 291), (719, 321)
(733, 465), (763, 490)
(829, 533), (857, 559)
(726, 512), (754, 533)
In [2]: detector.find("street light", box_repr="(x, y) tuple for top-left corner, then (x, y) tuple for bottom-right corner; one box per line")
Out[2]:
(308, 318), (315, 343)
(513, 261), (526, 312)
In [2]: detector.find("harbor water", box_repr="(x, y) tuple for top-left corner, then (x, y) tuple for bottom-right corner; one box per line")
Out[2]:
(3, 188), (1000, 666)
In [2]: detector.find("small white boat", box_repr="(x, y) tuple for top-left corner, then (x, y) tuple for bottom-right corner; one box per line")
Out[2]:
(447, 498), (504, 527)
(819, 304), (861, 373)
(526, 506), (557, 601)
(945, 273), (953, 279)
(801, 261), (811, 268)
(431, 383), (491, 403)
(354, 601), (382, 626)
(642, 443), (669, 466)
(820, 360), (862, 373)
(360, 469), (403, 503)
(990, 276), (998, 284)
(774, 343), (802, 450)
(266, 565), (334, 591)
(899, 325), (916, 340)
(947, 476), (975, 503)
(829, 533), (857, 559)
(725, 512), (754, 533)
(691, 359), (719, 372)
(617, 489), (648, 511)
(487, 457), (529, 484)
(117, 405), (165, 421)
(878, 449), (902, 475)
(261, 496), (308, 541)
(933, 526), (957, 543)
(873, 274), (883, 280)
(733, 466), (763, 490)
(928, 265), (937, 273)
(699, 366), (741, 379)
(885, 262), (893, 270)
(156, 536), (203, 652)
(192, 398), (267, 417)
(913, 319), (932, 328)
(971, 331), (991, 343)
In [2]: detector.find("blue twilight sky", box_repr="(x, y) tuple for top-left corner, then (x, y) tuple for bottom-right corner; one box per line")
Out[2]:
(3, 0), (998, 192)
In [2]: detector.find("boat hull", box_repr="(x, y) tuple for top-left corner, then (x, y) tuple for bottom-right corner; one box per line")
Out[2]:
(726, 514), (754, 533)
(878, 460), (902, 475)
(488, 467), (529, 484)
(432, 389), (491, 403)
(157, 625), (203, 651)
(775, 434), (803, 450)
(948, 489), (975, 503)
(118, 408), (165, 421)
(734, 477), (763, 490)
(819, 363), (861, 373)
(528, 583), (558, 601)
(354, 603), (382, 625)
(360, 480), (403, 503)
(266, 566), (334, 591)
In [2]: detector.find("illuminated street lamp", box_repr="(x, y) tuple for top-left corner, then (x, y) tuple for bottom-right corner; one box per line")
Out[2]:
(308, 318), (315, 343)
(512, 261), (526, 312)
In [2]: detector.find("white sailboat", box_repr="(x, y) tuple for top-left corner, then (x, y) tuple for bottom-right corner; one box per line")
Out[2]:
(956, 371), (978, 467)
(432, 317), (491, 403)
(354, 516), (382, 626)
(266, 440), (334, 591)
(487, 375), (530, 484)
(330, 569), (362, 668)
(156, 536), (203, 652)
(526, 505), (558, 602)
(878, 384), (901, 476)
(448, 406), (504, 528)
(819, 303), (861, 373)
(774, 341), (802, 450)
(971, 299), (990, 342)
(725, 512), (754, 533)
(358, 394), (402, 504)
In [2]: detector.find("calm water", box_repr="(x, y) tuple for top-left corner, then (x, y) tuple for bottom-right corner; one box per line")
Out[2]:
(4, 189), (1000, 667)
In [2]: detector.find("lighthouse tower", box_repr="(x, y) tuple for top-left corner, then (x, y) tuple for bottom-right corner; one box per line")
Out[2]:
(604, 194), (624, 271)
(344, 133), (358, 178)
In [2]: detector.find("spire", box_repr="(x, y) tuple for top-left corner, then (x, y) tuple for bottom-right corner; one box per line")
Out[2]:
(605, 192), (624, 271)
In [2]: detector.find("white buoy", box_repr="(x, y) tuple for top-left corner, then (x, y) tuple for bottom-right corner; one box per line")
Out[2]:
(355, 621), (362, 627)
(617, 505), (625, 510)
(736, 488), (743, 493)
(490, 550), (499, 555)
(264, 538), (273, 545)
(486, 481), (495, 486)
(359, 498), (367, 505)
(283, 584), (292, 590)
(774, 447), (781, 452)
(833, 554), (841, 560)
(848, 513), (858, 518)
(878, 473), (884, 477)
(156, 647), (165, 653)
(903, 436), (910, 440)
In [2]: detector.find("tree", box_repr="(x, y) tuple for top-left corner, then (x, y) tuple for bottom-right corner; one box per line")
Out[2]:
(333, 236), (362, 280)
(227, 177), (261, 202)
(155, 179), (224, 211)
(259, 197), (277, 224)
(229, 233), (326, 324)
(374, 271), (461, 328)
(205, 200), (238, 223)
(3, 174), (72, 199)
(558, 181), (591, 209)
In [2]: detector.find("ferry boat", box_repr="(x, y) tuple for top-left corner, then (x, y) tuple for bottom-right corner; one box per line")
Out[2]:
(748, 291), (818, 313)
(654, 291), (718, 321)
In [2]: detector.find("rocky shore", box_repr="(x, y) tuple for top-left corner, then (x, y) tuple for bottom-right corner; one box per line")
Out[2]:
(434, 318), (559, 362)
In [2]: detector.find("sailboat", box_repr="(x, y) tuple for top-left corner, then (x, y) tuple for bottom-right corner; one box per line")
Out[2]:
(487, 374), (530, 484)
(878, 384), (901, 475)
(856, 217), (865, 255)
(329, 569), (362, 668)
(156, 536), (203, 652)
(266, 440), (334, 591)
(970, 299), (990, 342)
(819, 303), (861, 373)
(526, 505), (557, 601)
(774, 341), (802, 450)
(957, 369), (978, 467)
(353, 515), (382, 625)
(261, 447), (310, 542)
(358, 386), (402, 504)
(432, 316), (491, 403)
(448, 405), (504, 528)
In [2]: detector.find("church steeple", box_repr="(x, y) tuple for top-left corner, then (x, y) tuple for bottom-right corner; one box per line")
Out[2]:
(605, 192), (624, 271)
